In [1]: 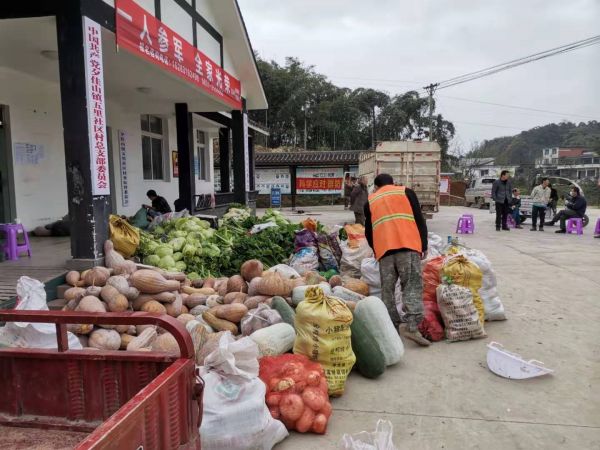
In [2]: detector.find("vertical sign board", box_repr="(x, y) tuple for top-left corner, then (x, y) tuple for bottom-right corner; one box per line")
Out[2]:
(243, 113), (250, 192)
(83, 17), (110, 196)
(117, 130), (129, 206)
(440, 176), (450, 194)
(115, 0), (241, 109)
(172, 151), (179, 177)
(270, 188), (281, 208)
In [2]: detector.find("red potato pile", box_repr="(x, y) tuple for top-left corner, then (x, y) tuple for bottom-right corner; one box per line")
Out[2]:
(259, 354), (332, 434)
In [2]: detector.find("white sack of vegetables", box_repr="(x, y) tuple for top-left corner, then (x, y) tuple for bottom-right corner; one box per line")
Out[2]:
(200, 332), (288, 450)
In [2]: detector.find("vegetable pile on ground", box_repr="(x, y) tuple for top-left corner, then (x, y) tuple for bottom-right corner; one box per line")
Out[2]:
(136, 208), (299, 279)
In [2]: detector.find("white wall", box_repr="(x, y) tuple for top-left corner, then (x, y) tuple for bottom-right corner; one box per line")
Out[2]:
(0, 66), (68, 229)
(0, 65), (216, 229)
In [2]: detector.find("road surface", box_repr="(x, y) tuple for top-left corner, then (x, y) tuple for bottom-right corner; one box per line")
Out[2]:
(263, 205), (600, 449)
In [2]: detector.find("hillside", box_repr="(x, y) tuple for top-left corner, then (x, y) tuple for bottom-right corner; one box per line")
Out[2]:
(468, 121), (600, 164)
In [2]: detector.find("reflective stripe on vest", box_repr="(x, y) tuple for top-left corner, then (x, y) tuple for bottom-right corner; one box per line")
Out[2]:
(368, 185), (422, 259)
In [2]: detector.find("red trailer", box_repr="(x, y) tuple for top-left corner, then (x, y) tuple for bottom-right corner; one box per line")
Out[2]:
(0, 310), (203, 449)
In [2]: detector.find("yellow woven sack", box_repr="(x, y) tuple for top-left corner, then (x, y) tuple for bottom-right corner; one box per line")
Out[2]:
(442, 255), (485, 324)
(344, 224), (365, 249)
(293, 286), (356, 397)
(108, 215), (140, 258)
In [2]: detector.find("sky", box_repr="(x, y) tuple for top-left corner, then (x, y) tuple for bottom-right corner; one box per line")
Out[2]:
(238, 0), (600, 153)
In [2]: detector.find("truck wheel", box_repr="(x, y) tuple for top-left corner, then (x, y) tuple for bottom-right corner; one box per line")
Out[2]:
(519, 215), (527, 224)
(466, 201), (473, 207)
(583, 215), (589, 227)
(477, 198), (485, 209)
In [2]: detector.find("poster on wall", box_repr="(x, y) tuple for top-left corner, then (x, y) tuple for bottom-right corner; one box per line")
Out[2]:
(255, 168), (291, 194)
(115, 0), (242, 109)
(172, 151), (179, 177)
(296, 167), (344, 194)
(14, 143), (45, 165)
(440, 176), (450, 194)
(83, 16), (110, 196)
(118, 130), (129, 206)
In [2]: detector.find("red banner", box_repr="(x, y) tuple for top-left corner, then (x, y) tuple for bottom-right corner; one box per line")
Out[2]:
(115, 0), (242, 109)
(296, 178), (343, 191)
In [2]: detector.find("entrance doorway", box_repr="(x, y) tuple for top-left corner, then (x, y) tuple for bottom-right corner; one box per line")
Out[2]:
(0, 105), (15, 223)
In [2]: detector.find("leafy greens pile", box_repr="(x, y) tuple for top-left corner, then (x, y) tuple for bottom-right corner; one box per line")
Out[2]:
(137, 209), (299, 279)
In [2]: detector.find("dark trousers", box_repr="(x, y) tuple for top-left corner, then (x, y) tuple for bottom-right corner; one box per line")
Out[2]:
(354, 211), (365, 226)
(531, 206), (546, 229)
(495, 200), (509, 229)
(552, 209), (579, 230)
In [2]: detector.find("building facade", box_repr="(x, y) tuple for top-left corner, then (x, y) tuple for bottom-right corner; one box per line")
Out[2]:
(536, 147), (599, 180)
(0, 0), (267, 266)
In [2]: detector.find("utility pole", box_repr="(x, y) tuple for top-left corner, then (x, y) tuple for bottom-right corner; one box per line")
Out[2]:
(303, 101), (309, 150)
(423, 83), (438, 141)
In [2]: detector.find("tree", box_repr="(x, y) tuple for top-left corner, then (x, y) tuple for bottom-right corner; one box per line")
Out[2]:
(351, 88), (390, 149)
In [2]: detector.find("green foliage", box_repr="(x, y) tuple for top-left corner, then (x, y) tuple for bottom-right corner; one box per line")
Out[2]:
(249, 56), (455, 165)
(468, 121), (600, 165)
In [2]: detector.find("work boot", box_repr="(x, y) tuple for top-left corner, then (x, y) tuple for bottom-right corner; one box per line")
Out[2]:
(515, 225), (523, 229)
(530, 226), (537, 231)
(398, 324), (431, 347)
(502, 227), (510, 231)
(544, 221), (555, 227)
(538, 227), (544, 231)
(555, 229), (566, 234)
(496, 227), (501, 232)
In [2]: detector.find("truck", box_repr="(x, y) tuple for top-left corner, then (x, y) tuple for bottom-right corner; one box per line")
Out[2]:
(0, 310), (203, 450)
(358, 141), (441, 216)
(465, 177), (496, 209)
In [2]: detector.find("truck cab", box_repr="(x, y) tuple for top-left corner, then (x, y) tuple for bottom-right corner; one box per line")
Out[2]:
(465, 177), (496, 208)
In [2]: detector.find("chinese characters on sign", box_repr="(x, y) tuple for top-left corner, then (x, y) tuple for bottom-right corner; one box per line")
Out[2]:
(115, 0), (242, 109)
(83, 17), (110, 196)
(255, 168), (291, 194)
(296, 167), (344, 195)
(14, 143), (45, 165)
(118, 130), (129, 206)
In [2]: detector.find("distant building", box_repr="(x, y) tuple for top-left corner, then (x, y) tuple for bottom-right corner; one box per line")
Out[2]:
(536, 147), (599, 180)
(457, 158), (518, 179)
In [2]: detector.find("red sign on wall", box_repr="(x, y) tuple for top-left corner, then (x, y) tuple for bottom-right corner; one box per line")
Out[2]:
(115, 0), (242, 109)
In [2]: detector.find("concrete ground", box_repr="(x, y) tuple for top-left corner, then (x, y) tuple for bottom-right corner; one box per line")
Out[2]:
(264, 205), (600, 450)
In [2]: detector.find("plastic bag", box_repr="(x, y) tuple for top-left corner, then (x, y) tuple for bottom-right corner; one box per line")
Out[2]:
(241, 304), (283, 336)
(200, 333), (288, 450)
(109, 214), (140, 257)
(344, 224), (366, 249)
(353, 297), (404, 366)
(317, 233), (339, 271)
(459, 249), (506, 321)
(294, 228), (318, 252)
(292, 283), (332, 306)
(267, 264), (301, 280)
(289, 247), (320, 275)
(427, 232), (445, 259)
(436, 284), (486, 342)
(294, 286), (356, 396)
(340, 239), (373, 278)
(342, 419), (398, 450)
(0, 277), (82, 350)
(418, 256), (445, 341)
(259, 354), (332, 434)
(360, 258), (381, 297)
(130, 207), (150, 229)
(326, 231), (343, 264)
(441, 255), (485, 325)
(147, 209), (189, 230)
(249, 323), (295, 356)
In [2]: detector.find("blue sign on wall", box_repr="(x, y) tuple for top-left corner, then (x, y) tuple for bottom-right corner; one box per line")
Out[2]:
(270, 187), (282, 208)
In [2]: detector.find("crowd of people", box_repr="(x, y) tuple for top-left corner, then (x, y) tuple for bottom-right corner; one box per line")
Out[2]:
(491, 171), (596, 236)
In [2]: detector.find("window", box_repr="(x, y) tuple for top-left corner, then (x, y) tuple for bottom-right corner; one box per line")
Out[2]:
(480, 169), (489, 176)
(141, 115), (165, 180)
(587, 169), (596, 177)
(195, 129), (209, 181)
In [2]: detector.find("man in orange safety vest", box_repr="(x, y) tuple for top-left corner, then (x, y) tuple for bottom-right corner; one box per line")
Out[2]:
(364, 173), (430, 346)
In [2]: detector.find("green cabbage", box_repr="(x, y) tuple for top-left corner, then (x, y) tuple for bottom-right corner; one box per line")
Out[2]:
(175, 261), (187, 271)
(155, 245), (173, 258)
(169, 237), (186, 252)
(158, 255), (176, 269)
(143, 254), (160, 266)
(173, 252), (183, 262)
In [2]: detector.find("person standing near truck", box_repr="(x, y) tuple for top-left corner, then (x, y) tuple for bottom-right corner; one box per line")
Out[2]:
(491, 170), (513, 231)
(529, 178), (551, 231)
(364, 173), (430, 347)
(350, 176), (369, 225)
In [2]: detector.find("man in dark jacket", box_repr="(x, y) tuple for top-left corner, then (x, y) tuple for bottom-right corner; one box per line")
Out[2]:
(546, 186), (587, 233)
(491, 170), (513, 231)
(350, 176), (369, 225)
(144, 190), (172, 218)
(364, 174), (430, 346)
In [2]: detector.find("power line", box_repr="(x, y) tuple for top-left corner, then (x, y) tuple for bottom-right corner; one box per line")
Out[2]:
(432, 34), (600, 90)
(438, 95), (599, 120)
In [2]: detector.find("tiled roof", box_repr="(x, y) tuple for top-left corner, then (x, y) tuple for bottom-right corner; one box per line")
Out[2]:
(215, 150), (363, 167)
